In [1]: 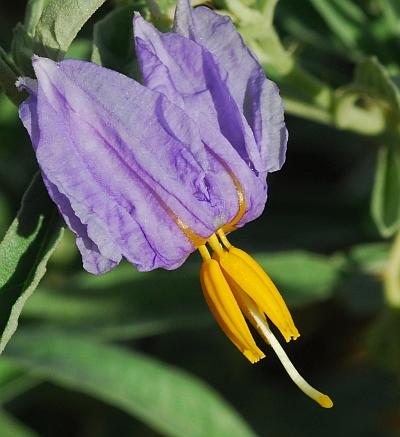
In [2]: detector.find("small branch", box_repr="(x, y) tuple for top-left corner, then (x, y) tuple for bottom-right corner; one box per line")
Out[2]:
(283, 97), (333, 125)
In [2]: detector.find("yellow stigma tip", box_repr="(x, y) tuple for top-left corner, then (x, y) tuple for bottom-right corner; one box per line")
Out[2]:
(317, 394), (334, 409)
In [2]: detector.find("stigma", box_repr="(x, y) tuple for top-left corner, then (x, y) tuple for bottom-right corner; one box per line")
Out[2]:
(198, 230), (333, 409)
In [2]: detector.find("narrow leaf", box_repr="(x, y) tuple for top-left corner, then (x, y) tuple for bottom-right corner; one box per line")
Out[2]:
(367, 309), (400, 379)
(310, 0), (365, 50)
(34, 0), (107, 60)
(5, 330), (256, 437)
(348, 242), (390, 275)
(24, 0), (48, 36)
(378, 0), (400, 36)
(255, 251), (342, 306)
(0, 173), (63, 354)
(10, 24), (35, 76)
(371, 144), (400, 237)
(22, 250), (341, 341)
(0, 410), (38, 437)
(92, 6), (138, 76)
(23, 259), (209, 340)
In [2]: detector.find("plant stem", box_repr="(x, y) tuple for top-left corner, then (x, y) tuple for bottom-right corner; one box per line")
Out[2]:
(283, 97), (332, 125)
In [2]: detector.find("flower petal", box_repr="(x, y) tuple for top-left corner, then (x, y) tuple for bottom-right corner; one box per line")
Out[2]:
(17, 77), (119, 274)
(134, 14), (269, 226)
(134, 14), (264, 175)
(20, 57), (253, 271)
(173, 0), (287, 172)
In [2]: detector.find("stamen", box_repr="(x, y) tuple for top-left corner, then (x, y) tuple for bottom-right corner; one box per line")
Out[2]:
(200, 258), (265, 363)
(243, 293), (333, 409)
(208, 233), (223, 256)
(228, 246), (300, 341)
(198, 245), (211, 261)
(217, 247), (299, 342)
(217, 229), (232, 249)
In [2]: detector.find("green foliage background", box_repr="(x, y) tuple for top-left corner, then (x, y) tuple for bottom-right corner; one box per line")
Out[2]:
(0, 0), (400, 436)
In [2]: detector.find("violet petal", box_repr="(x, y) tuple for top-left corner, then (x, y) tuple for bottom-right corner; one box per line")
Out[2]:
(173, 0), (287, 172)
(20, 57), (252, 271)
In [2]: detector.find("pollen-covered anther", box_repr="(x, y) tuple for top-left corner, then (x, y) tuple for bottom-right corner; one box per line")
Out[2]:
(199, 243), (265, 364)
(210, 231), (300, 343)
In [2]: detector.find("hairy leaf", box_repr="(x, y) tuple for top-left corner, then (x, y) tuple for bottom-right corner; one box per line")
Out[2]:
(24, 0), (48, 36)
(5, 330), (256, 437)
(0, 173), (63, 354)
(34, 0), (107, 60)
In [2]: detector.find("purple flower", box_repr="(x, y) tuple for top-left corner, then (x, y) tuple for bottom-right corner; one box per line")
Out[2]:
(17, 0), (332, 407)
(18, 1), (286, 275)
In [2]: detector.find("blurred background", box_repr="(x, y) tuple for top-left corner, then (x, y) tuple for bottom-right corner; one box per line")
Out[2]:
(0, 0), (400, 436)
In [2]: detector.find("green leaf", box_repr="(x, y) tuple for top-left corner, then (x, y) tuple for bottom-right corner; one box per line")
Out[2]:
(0, 173), (63, 354)
(348, 242), (390, 275)
(353, 56), (400, 113)
(221, 0), (266, 24)
(309, 0), (366, 50)
(371, 144), (400, 237)
(0, 356), (40, 405)
(255, 251), (342, 307)
(0, 409), (38, 437)
(367, 309), (400, 379)
(334, 243), (389, 316)
(148, 0), (175, 16)
(0, 373), (40, 405)
(24, 0), (49, 36)
(65, 39), (92, 61)
(10, 24), (35, 76)
(4, 330), (256, 437)
(12, 0), (51, 75)
(34, 0), (107, 60)
(24, 262), (211, 341)
(92, 6), (138, 76)
(378, 0), (400, 36)
(23, 250), (342, 341)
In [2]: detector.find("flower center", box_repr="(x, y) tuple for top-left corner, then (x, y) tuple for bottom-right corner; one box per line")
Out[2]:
(169, 158), (247, 247)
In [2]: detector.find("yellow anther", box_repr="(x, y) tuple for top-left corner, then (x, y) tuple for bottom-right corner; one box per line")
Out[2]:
(229, 280), (269, 335)
(228, 246), (299, 341)
(216, 247), (299, 342)
(200, 258), (265, 363)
